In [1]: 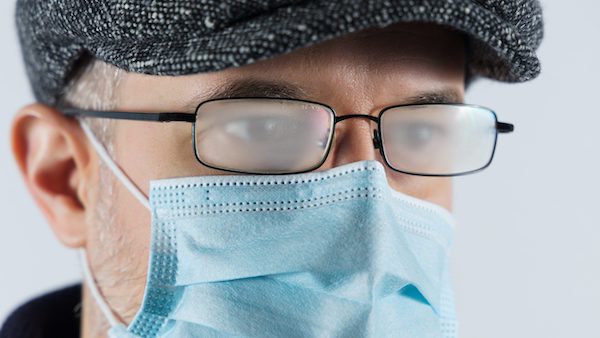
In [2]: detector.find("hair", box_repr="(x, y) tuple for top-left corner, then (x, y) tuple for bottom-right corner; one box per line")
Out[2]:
(58, 57), (125, 153)
(58, 57), (125, 240)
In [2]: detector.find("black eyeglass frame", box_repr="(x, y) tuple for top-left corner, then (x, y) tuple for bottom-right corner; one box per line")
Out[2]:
(61, 97), (514, 177)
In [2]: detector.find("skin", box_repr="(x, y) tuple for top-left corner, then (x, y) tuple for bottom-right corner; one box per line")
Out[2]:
(11, 23), (465, 338)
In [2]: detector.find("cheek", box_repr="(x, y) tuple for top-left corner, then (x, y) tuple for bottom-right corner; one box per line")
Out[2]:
(85, 164), (152, 323)
(105, 179), (152, 321)
(114, 181), (152, 262)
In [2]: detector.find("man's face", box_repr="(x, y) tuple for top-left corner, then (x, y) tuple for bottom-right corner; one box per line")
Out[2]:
(87, 22), (465, 324)
(18, 22), (466, 330)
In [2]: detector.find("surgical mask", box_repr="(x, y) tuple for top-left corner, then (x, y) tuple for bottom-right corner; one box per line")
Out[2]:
(79, 121), (458, 338)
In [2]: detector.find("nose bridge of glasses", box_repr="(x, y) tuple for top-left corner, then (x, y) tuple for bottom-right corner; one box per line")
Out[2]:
(334, 114), (379, 124)
(333, 114), (382, 152)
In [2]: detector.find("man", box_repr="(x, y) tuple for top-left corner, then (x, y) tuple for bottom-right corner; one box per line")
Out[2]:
(2, 1), (543, 337)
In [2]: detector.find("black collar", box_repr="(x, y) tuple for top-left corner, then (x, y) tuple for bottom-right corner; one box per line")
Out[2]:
(1, 284), (81, 338)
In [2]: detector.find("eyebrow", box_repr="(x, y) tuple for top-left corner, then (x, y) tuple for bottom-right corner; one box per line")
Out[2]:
(402, 89), (463, 105)
(183, 79), (309, 111)
(183, 78), (462, 111)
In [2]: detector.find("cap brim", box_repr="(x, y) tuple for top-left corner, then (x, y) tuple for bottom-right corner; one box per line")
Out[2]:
(92, 0), (541, 83)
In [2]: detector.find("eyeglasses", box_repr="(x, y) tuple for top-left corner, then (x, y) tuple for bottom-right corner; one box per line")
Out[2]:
(62, 97), (514, 176)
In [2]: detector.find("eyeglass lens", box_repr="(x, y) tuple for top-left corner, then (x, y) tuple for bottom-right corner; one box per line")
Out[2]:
(380, 104), (497, 175)
(195, 99), (335, 174)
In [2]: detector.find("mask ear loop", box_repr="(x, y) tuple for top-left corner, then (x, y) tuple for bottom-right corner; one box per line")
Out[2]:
(79, 250), (121, 328)
(77, 119), (151, 331)
(78, 120), (151, 210)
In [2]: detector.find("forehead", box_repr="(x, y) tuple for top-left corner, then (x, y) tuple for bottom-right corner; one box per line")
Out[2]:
(117, 22), (466, 110)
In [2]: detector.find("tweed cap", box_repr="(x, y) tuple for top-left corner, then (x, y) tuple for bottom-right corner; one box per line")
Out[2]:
(16, 0), (544, 105)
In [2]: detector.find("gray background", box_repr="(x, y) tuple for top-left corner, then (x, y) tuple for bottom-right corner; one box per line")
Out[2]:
(1, 1), (598, 337)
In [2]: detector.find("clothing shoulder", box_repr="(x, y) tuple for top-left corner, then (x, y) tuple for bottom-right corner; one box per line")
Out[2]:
(0, 284), (81, 338)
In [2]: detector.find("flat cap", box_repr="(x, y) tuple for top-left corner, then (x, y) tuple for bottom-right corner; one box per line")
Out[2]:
(16, 0), (544, 105)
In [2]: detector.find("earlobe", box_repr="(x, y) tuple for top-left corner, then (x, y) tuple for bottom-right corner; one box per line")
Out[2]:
(11, 103), (93, 248)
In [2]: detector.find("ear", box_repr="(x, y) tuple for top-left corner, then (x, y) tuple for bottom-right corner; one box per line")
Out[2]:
(11, 103), (94, 248)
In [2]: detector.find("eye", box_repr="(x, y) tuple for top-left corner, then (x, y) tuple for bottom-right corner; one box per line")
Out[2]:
(388, 121), (444, 150)
(223, 116), (298, 143)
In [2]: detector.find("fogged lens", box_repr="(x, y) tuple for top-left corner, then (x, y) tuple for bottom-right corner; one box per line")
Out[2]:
(380, 105), (498, 175)
(195, 99), (335, 174)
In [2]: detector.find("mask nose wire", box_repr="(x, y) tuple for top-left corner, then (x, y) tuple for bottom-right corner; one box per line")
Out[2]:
(79, 120), (151, 211)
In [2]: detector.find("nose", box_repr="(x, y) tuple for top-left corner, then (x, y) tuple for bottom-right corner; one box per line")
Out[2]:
(324, 115), (380, 169)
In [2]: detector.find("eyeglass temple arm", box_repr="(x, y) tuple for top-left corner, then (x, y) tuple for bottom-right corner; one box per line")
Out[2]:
(62, 107), (514, 134)
(61, 108), (196, 123)
(497, 121), (514, 133)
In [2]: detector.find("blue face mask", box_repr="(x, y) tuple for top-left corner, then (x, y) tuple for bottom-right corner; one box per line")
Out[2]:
(79, 122), (458, 338)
